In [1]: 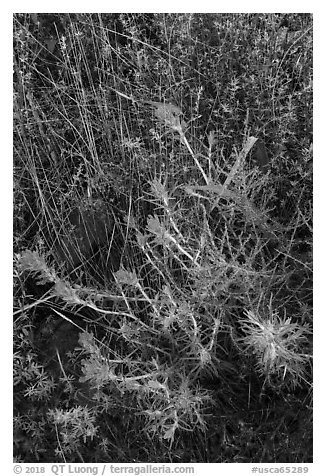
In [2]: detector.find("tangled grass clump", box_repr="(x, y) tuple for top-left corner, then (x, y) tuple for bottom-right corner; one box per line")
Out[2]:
(14, 13), (312, 463)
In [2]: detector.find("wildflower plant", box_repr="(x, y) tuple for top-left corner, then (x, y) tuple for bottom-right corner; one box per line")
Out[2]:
(237, 309), (311, 389)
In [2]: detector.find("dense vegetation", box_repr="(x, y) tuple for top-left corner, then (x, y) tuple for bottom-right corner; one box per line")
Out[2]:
(13, 13), (313, 463)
